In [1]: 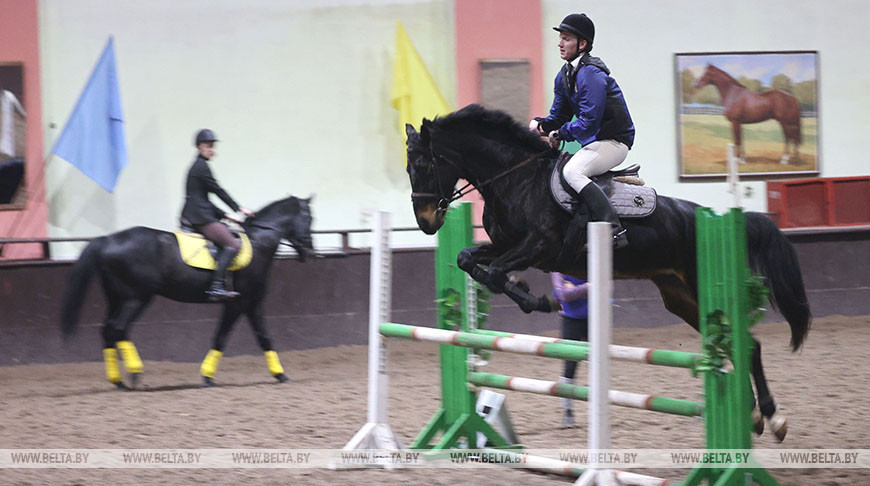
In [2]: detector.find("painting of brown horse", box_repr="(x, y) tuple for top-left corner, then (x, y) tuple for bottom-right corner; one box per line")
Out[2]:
(695, 64), (801, 164)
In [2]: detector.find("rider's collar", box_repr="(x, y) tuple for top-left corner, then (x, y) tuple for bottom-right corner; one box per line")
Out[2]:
(568, 56), (581, 70)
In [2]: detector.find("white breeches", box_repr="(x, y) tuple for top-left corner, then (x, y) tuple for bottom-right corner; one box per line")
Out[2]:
(562, 140), (629, 193)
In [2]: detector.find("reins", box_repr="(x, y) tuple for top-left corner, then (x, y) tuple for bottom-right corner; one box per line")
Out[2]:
(411, 147), (551, 212)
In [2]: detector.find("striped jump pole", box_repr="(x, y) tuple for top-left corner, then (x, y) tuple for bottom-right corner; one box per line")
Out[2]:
(381, 321), (605, 363)
(467, 372), (703, 418)
(471, 328), (701, 370)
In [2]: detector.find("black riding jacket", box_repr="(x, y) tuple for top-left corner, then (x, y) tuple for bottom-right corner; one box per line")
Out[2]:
(180, 156), (240, 226)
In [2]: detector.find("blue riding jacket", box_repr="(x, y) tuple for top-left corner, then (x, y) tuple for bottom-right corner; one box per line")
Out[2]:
(536, 53), (635, 149)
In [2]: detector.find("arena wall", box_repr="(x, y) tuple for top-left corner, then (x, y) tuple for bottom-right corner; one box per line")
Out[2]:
(1, 232), (867, 366)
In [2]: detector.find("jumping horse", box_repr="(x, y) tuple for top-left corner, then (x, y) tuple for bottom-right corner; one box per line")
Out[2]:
(60, 196), (314, 388)
(694, 64), (802, 164)
(404, 104), (811, 441)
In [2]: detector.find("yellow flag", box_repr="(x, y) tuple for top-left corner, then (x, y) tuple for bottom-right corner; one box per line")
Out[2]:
(391, 21), (451, 139)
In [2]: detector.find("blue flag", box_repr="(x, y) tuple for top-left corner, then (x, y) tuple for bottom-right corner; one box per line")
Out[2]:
(52, 37), (128, 193)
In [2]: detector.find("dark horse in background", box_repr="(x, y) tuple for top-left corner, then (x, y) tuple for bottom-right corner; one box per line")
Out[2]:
(695, 64), (802, 164)
(405, 105), (811, 441)
(61, 196), (314, 388)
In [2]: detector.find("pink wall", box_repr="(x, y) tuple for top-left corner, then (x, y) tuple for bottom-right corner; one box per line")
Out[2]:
(454, 0), (543, 111)
(0, 0), (45, 259)
(454, 0), (543, 234)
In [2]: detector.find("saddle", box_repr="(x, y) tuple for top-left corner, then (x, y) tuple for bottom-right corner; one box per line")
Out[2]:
(174, 223), (253, 271)
(549, 152), (657, 218)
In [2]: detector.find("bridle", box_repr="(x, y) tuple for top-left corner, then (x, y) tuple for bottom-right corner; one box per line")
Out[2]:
(410, 145), (550, 212)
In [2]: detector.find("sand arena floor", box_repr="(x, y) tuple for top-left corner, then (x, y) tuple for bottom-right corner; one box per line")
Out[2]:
(1, 315), (868, 485)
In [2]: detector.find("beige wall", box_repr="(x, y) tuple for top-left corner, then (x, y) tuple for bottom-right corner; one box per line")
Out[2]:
(541, 0), (870, 212)
(40, 0), (455, 257)
(39, 0), (870, 258)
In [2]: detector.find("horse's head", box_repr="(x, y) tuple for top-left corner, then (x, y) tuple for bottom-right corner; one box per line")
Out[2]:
(405, 120), (463, 235)
(284, 196), (315, 262)
(251, 196), (315, 262)
(693, 64), (728, 90)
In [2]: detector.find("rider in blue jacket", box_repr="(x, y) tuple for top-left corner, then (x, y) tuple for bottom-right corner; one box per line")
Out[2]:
(530, 13), (635, 248)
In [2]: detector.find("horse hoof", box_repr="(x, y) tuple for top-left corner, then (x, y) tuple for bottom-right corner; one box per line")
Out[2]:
(202, 377), (215, 388)
(113, 381), (129, 391)
(275, 374), (289, 383)
(539, 295), (560, 313)
(752, 408), (765, 436)
(129, 373), (141, 389)
(768, 412), (787, 442)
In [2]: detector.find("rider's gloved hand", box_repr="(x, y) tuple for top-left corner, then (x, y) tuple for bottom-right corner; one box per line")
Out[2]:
(240, 207), (256, 219)
(547, 130), (562, 149)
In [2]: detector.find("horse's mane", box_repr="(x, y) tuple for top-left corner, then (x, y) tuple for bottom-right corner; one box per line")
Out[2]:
(245, 196), (305, 229)
(431, 104), (550, 153)
(705, 64), (740, 85)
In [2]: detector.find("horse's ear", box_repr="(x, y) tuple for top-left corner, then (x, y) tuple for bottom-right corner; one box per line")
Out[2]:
(306, 193), (314, 203)
(420, 119), (431, 146)
(405, 123), (417, 138)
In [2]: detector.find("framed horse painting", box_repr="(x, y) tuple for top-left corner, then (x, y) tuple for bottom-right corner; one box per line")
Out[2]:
(675, 51), (819, 178)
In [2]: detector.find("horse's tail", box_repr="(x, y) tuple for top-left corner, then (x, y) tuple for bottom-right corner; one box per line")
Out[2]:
(60, 237), (106, 340)
(744, 212), (811, 351)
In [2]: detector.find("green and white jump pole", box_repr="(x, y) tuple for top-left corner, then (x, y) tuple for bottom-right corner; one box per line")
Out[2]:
(341, 201), (777, 485)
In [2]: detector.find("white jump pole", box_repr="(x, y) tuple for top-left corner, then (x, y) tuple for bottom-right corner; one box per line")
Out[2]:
(335, 211), (404, 465)
(576, 222), (618, 486)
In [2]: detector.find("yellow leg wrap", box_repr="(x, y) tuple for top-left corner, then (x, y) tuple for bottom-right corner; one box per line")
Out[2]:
(103, 348), (122, 383)
(265, 351), (284, 376)
(200, 349), (223, 378)
(116, 341), (143, 374)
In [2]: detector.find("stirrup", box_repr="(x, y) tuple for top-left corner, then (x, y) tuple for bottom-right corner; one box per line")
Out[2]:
(583, 227), (628, 251)
(206, 285), (239, 302)
(613, 228), (628, 249)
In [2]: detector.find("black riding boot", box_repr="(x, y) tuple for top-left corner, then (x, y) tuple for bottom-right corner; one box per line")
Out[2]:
(207, 247), (240, 302)
(578, 183), (628, 249)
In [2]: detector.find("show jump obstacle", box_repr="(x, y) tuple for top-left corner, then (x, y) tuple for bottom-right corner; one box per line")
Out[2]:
(341, 202), (778, 485)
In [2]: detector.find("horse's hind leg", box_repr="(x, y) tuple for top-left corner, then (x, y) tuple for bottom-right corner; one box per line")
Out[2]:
(751, 338), (788, 441)
(101, 299), (126, 389)
(246, 301), (288, 383)
(200, 303), (243, 387)
(103, 297), (151, 389)
(653, 274), (784, 441)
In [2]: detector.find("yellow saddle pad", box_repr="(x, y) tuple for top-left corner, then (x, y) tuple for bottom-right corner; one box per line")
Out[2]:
(174, 232), (253, 271)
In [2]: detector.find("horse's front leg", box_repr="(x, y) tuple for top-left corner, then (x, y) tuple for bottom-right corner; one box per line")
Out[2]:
(484, 238), (559, 314)
(200, 302), (243, 387)
(732, 122), (746, 161)
(246, 299), (288, 383)
(457, 244), (500, 290)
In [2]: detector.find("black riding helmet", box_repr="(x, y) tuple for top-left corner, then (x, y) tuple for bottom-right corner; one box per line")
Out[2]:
(553, 13), (595, 51)
(194, 129), (219, 146)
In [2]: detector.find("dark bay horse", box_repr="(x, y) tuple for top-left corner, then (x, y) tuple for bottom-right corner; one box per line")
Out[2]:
(404, 105), (811, 441)
(694, 64), (801, 164)
(60, 196), (314, 388)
